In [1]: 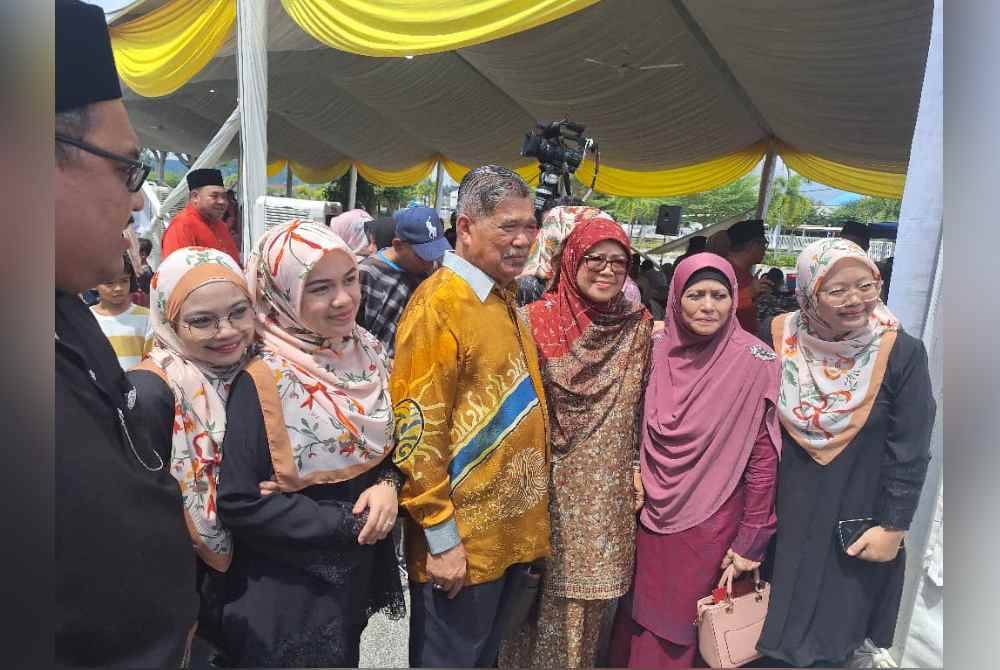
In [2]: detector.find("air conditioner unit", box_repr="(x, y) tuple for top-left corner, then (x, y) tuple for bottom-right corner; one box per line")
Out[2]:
(260, 196), (342, 229)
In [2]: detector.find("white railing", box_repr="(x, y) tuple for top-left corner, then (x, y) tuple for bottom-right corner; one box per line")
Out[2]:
(773, 235), (895, 262)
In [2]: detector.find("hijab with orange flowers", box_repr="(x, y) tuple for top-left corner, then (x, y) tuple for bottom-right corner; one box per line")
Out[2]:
(773, 238), (899, 464)
(142, 246), (253, 572)
(246, 220), (393, 490)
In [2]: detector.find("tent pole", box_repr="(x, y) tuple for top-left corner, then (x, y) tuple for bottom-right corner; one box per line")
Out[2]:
(156, 150), (166, 184)
(433, 161), (445, 209)
(348, 164), (358, 210)
(236, 0), (268, 259)
(887, 0), (943, 663)
(755, 143), (777, 220)
(285, 164), (293, 197)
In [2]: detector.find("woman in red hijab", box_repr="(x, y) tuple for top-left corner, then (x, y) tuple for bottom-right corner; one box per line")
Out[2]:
(499, 212), (653, 668)
(609, 253), (782, 668)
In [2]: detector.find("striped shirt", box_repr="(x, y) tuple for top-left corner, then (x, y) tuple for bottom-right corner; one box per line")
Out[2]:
(356, 252), (422, 358)
(90, 303), (154, 371)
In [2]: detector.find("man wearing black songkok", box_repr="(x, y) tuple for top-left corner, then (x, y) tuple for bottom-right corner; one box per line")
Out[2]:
(55, 1), (198, 666)
(160, 167), (242, 264)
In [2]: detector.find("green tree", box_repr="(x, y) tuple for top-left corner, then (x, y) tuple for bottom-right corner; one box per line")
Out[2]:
(766, 174), (816, 229)
(586, 173), (759, 230)
(831, 196), (901, 223)
(324, 173), (378, 213)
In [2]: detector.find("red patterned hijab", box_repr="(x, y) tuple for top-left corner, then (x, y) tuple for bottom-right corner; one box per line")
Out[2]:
(524, 214), (652, 456)
(526, 214), (647, 361)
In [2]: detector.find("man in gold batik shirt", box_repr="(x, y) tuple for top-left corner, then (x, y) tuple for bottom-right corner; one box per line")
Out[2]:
(391, 165), (551, 668)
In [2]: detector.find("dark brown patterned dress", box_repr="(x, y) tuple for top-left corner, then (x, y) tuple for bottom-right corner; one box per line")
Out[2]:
(500, 301), (653, 668)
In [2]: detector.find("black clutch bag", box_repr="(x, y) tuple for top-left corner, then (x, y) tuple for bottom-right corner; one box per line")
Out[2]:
(838, 517), (878, 554)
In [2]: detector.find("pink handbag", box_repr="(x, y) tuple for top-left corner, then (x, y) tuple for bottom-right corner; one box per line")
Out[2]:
(695, 565), (770, 668)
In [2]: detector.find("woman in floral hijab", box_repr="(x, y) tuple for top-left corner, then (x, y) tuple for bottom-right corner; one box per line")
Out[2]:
(215, 220), (404, 668)
(128, 246), (257, 657)
(757, 238), (936, 667)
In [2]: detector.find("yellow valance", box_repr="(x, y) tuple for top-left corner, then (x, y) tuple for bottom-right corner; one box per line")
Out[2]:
(356, 160), (437, 187)
(110, 0), (235, 98)
(280, 0), (600, 57)
(777, 142), (905, 198)
(267, 159), (352, 184)
(440, 158), (539, 186)
(572, 142), (767, 198)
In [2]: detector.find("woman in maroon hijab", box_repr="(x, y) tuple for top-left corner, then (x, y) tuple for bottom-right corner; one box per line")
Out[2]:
(609, 253), (782, 668)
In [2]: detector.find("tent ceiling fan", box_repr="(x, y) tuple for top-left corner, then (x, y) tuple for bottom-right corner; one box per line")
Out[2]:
(584, 46), (683, 76)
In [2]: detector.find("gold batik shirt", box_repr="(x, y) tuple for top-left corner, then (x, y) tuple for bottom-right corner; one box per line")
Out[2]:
(391, 252), (551, 585)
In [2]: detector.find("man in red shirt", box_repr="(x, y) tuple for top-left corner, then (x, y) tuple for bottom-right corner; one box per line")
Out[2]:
(160, 168), (241, 265)
(725, 219), (769, 337)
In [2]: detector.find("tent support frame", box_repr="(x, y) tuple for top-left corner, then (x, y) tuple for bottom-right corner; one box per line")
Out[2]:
(348, 164), (358, 210)
(236, 0), (268, 257)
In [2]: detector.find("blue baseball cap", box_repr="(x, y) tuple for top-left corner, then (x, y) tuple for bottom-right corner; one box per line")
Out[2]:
(393, 206), (451, 262)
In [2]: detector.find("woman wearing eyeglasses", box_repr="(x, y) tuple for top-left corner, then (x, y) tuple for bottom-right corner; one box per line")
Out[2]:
(756, 239), (935, 668)
(517, 204), (644, 307)
(126, 246), (257, 662)
(214, 220), (404, 668)
(498, 211), (652, 668)
(609, 253), (782, 669)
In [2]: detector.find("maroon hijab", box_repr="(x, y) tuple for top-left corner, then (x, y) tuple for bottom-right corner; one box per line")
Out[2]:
(639, 253), (781, 534)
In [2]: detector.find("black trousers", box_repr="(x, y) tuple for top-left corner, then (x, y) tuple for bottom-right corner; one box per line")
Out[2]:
(408, 562), (537, 668)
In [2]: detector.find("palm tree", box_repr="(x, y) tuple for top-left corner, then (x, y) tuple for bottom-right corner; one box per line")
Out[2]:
(766, 173), (815, 229)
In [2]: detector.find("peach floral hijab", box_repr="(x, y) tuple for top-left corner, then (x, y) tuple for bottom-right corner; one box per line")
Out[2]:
(773, 238), (899, 464)
(143, 246), (252, 571)
(246, 220), (393, 489)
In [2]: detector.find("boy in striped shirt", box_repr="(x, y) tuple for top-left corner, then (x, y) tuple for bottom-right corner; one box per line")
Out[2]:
(89, 256), (153, 371)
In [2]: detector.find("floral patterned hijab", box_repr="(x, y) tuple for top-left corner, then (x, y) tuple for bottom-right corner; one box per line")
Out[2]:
(773, 238), (899, 464)
(246, 220), (393, 489)
(143, 246), (253, 572)
(521, 205), (601, 280)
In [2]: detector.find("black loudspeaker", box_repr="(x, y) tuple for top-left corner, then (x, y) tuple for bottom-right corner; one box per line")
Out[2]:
(655, 205), (682, 235)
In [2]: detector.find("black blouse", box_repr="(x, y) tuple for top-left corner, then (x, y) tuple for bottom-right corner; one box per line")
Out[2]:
(757, 323), (936, 666)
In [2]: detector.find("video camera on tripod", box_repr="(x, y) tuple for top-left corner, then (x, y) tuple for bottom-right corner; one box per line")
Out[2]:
(520, 119), (596, 219)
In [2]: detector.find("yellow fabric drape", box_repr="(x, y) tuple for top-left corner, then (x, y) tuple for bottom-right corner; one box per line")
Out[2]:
(441, 158), (539, 186)
(777, 142), (905, 198)
(356, 159), (437, 187)
(267, 160), (288, 178)
(573, 142), (767, 197)
(280, 0), (600, 57)
(291, 160), (352, 184)
(110, 0), (235, 97)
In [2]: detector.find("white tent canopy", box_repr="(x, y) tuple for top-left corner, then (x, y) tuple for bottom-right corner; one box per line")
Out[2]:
(115, 0), (931, 188)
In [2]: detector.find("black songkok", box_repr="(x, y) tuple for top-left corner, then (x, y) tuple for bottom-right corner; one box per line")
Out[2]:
(56, 0), (122, 113)
(186, 169), (225, 190)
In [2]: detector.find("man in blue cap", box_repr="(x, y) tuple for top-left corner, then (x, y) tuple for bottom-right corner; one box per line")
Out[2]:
(357, 205), (451, 358)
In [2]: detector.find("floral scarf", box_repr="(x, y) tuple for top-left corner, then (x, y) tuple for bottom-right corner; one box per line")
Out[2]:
(144, 246), (253, 572)
(774, 238), (899, 464)
(246, 220), (393, 490)
(521, 205), (602, 281)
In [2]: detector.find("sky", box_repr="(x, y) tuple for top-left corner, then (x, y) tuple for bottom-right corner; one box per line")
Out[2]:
(91, 0), (132, 12)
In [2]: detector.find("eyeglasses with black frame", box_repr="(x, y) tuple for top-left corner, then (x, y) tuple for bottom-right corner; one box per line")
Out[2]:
(55, 133), (151, 192)
(581, 253), (629, 274)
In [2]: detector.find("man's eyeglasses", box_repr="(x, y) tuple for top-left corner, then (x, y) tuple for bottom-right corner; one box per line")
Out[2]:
(55, 133), (150, 192)
(581, 254), (629, 274)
